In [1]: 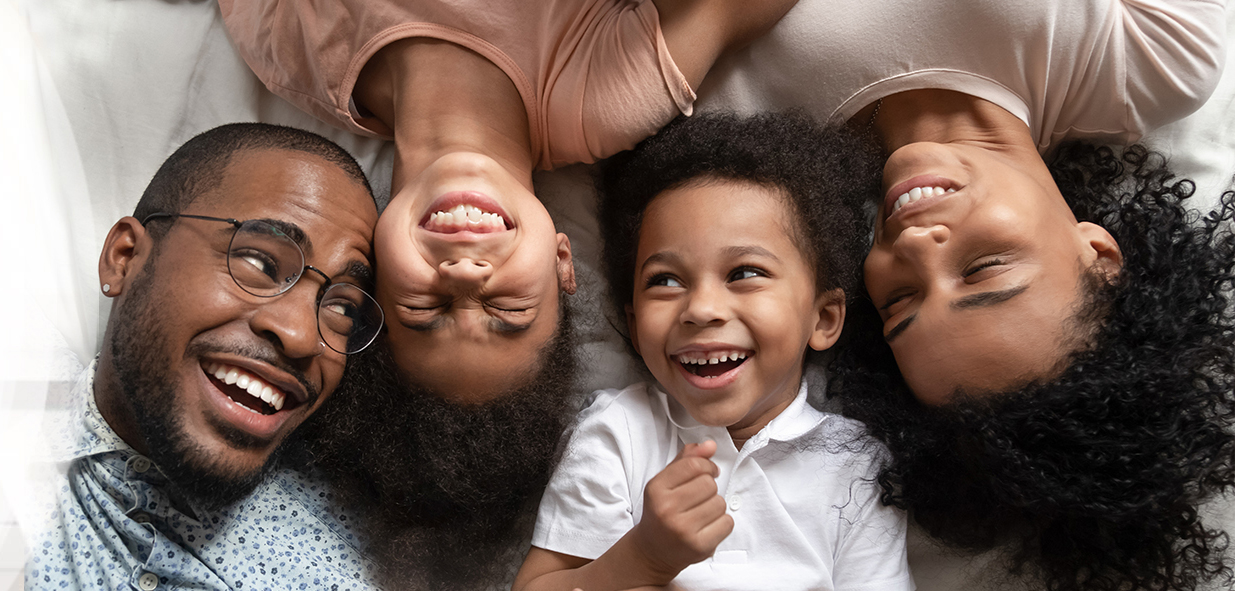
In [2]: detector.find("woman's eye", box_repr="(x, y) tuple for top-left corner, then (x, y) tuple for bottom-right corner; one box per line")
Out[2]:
(647, 274), (683, 288)
(880, 291), (912, 313)
(728, 267), (766, 282)
(963, 258), (1007, 279)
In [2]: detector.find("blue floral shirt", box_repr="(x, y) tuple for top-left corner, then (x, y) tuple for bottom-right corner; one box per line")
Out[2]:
(25, 362), (382, 591)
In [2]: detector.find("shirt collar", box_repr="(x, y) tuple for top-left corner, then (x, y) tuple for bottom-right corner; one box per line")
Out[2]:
(653, 380), (826, 450)
(49, 359), (134, 462)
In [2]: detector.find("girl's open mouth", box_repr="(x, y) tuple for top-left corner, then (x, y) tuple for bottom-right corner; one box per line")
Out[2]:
(676, 351), (750, 379)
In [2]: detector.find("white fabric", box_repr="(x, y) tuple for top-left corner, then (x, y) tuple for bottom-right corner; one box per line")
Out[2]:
(698, 0), (1227, 153)
(532, 382), (914, 591)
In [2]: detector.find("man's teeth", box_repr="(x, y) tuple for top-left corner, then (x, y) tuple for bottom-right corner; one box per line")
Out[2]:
(676, 351), (749, 365)
(426, 204), (507, 231)
(891, 186), (955, 215)
(205, 362), (286, 412)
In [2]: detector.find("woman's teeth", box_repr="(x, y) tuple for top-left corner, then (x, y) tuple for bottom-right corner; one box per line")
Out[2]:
(205, 361), (286, 412)
(891, 186), (955, 215)
(676, 351), (749, 365)
(425, 204), (507, 232)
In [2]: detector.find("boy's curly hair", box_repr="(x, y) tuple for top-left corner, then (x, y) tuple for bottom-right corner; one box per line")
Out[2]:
(833, 142), (1235, 591)
(598, 112), (882, 332)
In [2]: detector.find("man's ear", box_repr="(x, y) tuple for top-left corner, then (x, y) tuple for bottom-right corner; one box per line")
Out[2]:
(1077, 221), (1122, 280)
(625, 303), (640, 355)
(807, 288), (846, 351)
(556, 233), (577, 295)
(98, 217), (153, 297)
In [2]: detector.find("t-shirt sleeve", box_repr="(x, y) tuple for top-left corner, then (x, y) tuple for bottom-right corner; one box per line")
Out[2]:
(530, 390), (639, 560)
(831, 456), (915, 591)
(1117, 0), (1226, 134)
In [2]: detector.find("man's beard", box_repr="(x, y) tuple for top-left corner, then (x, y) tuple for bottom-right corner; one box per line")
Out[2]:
(108, 256), (281, 511)
(290, 339), (575, 590)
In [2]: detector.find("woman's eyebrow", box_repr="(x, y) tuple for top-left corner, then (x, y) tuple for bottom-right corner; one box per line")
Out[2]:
(885, 313), (916, 342)
(951, 284), (1030, 310)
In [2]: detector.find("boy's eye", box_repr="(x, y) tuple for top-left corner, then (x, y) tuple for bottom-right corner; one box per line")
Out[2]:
(728, 267), (766, 282)
(646, 274), (683, 288)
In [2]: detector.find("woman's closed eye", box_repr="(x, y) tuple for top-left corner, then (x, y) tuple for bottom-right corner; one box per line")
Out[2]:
(963, 257), (1008, 280)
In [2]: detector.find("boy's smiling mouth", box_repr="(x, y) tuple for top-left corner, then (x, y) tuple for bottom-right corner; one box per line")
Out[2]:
(676, 350), (751, 379)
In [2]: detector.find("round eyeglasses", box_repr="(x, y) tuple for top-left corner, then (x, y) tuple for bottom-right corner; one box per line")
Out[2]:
(142, 212), (383, 354)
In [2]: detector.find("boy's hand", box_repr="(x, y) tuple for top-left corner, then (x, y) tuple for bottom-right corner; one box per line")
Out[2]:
(629, 440), (734, 582)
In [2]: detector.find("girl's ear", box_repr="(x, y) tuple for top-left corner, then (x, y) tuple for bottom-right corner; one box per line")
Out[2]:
(808, 288), (846, 351)
(556, 233), (577, 295)
(625, 303), (640, 355)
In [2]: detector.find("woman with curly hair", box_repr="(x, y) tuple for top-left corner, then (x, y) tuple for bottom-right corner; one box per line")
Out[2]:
(832, 143), (1235, 591)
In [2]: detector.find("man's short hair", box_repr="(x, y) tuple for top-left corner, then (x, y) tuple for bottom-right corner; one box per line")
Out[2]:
(134, 123), (373, 237)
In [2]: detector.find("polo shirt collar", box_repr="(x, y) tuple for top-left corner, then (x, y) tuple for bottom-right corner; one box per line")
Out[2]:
(653, 380), (826, 451)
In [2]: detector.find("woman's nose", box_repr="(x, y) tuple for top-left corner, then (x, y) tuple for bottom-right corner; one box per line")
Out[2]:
(892, 224), (950, 267)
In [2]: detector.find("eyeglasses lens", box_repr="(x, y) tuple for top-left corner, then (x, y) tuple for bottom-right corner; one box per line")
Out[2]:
(227, 221), (304, 296)
(318, 283), (383, 354)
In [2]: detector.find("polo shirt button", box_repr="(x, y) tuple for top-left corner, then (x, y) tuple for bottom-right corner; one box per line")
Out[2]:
(132, 512), (151, 525)
(132, 457), (151, 473)
(138, 572), (159, 590)
(728, 495), (742, 512)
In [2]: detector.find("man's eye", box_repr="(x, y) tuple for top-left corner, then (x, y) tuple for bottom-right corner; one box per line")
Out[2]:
(646, 274), (683, 288)
(728, 267), (766, 282)
(232, 249), (281, 280)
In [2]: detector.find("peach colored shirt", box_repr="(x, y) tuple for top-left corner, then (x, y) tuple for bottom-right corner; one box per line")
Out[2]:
(219, 0), (696, 170)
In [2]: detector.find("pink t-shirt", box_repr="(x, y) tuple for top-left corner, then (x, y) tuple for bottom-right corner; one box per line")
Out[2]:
(218, 0), (696, 170)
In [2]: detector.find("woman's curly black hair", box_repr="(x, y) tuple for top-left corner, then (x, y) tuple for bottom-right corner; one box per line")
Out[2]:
(832, 142), (1235, 591)
(598, 111), (882, 334)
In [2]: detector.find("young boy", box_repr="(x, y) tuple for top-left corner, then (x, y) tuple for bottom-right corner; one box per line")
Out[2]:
(513, 113), (913, 591)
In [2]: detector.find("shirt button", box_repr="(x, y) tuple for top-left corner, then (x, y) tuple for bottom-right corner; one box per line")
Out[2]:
(728, 495), (742, 512)
(138, 572), (159, 590)
(132, 457), (151, 473)
(132, 512), (151, 525)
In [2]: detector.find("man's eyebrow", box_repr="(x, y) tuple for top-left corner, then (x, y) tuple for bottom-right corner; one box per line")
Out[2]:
(951, 284), (1030, 310)
(340, 260), (374, 287)
(254, 218), (312, 256)
(722, 245), (780, 261)
(885, 313), (916, 343)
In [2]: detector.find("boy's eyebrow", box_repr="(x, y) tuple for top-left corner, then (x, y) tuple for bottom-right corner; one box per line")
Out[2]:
(722, 245), (780, 261)
(640, 251), (682, 272)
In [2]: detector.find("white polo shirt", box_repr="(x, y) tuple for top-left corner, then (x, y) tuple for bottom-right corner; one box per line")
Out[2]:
(532, 382), (914, 591)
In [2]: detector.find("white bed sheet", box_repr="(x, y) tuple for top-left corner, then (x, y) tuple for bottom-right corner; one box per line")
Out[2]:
(2, 0), (1233, 587)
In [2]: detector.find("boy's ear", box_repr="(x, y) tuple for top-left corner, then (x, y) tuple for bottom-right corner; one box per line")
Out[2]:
(808, 288), (846, 351)
(98, 216), (153, 298)
(625, 303), (640, 355)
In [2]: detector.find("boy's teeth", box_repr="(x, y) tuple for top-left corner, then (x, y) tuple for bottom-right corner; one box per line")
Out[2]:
(205, 362), (287, 412)
(676, 351), (749, 365)
(891, 186), (955, 215)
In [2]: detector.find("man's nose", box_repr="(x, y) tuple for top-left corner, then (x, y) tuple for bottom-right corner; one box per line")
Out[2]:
(249, 279), (327, 359)
(438, 258), (494, 288)
(892, 224), (951, 267)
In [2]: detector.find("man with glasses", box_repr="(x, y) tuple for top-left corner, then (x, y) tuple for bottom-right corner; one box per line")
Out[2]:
(26, 123), (382, 590)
